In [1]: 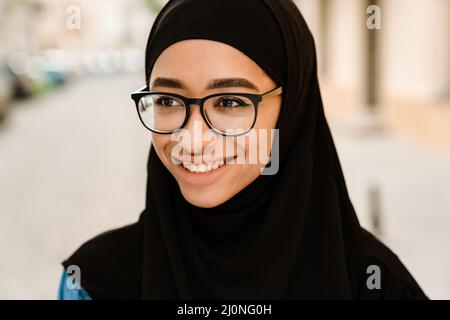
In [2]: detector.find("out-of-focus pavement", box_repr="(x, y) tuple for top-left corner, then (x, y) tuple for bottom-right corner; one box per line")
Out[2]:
(329, 115), (450, 300)
(0, 75), (449, 299)
(0, 74), (150, 299)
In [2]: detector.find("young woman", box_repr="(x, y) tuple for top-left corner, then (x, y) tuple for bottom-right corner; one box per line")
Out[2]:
(59, 0), (427, 299)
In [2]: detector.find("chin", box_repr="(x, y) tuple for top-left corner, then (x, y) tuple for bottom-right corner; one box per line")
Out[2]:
(178, 186), (231, 208)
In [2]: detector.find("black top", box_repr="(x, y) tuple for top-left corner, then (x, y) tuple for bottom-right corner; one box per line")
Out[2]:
(63, 217), (427, 299)
(62, 0), (428, 299)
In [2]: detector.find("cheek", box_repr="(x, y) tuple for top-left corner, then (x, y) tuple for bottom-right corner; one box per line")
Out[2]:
(228, 136), (269, 185)
(259, 100), (282, 129)
(151, 134), (173, 164)
(242, 100), (281, 164)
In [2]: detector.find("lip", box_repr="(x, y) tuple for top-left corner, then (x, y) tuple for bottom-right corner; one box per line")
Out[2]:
(173, 155), (237, 187)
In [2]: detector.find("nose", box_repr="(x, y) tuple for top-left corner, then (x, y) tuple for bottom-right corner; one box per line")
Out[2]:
(177, 105), (213, 163)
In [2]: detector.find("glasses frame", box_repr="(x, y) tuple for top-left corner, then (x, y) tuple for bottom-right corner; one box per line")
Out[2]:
(131, 85), (283, 136)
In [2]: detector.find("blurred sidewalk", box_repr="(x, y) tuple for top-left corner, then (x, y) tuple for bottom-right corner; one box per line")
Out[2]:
(0, 75), (448, 299)
(329, 112), (450, 299)
(0, 74), (150, 299)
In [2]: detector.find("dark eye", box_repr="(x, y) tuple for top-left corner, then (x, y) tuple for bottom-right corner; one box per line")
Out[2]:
(154, 96), (181, 107)
(155, 96), (180, 107)
(217, 97), (247, 108)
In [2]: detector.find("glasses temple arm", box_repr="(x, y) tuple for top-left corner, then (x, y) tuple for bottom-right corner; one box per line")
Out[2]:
(132, 85), (149, 95)
(261, 87), (283, 100)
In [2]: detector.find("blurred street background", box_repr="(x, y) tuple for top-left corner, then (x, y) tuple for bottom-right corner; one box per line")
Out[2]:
(0, 0), (449, 299)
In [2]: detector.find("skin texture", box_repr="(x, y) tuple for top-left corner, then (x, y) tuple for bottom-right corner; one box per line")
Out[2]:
(149, 39), (282, 208)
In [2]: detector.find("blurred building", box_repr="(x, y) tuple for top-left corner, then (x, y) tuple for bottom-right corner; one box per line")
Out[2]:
(0, 0), (154, 85)
(296, 0), (450, 152)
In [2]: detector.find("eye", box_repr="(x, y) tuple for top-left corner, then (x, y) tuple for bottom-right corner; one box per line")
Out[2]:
(216, 96), (248, 108)
(155, 96), (181, 107)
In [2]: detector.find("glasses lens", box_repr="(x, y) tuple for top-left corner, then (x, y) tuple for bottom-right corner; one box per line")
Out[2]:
(204, 94), (256, 135)
(138, 94), (186, 132)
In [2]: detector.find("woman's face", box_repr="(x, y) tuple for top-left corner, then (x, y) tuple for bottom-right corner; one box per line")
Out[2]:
(149, 39), (282, 208)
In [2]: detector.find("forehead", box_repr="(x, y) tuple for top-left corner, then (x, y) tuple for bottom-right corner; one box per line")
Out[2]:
(150, 39), (266, 80)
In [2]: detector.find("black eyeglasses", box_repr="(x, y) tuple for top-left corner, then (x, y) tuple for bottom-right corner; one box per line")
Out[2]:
(130, 85), (283, 136)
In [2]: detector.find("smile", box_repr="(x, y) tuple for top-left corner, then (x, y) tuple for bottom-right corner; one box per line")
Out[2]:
(182, 159), (224, 173)
(180, 155), (237, 173)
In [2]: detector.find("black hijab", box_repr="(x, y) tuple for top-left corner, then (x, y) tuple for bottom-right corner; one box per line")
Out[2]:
(62, 0), (427, 299)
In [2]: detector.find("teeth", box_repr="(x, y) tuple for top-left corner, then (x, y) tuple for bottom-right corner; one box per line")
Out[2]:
(182, 159), (225, 173)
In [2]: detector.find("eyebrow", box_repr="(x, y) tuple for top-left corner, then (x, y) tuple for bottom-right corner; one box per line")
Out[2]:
(150, 77), (259, 91)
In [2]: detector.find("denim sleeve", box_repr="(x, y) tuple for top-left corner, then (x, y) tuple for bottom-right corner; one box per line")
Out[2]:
(57, 268), (92, 300)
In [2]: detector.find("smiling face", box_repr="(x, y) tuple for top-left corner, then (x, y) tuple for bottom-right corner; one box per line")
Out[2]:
(148, 39), (282, 208)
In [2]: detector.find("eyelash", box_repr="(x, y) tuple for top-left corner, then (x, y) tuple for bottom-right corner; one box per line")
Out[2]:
(154, 96), (249, 108)
(155, 97), (180, 107)
(215, 97), (247, 108)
